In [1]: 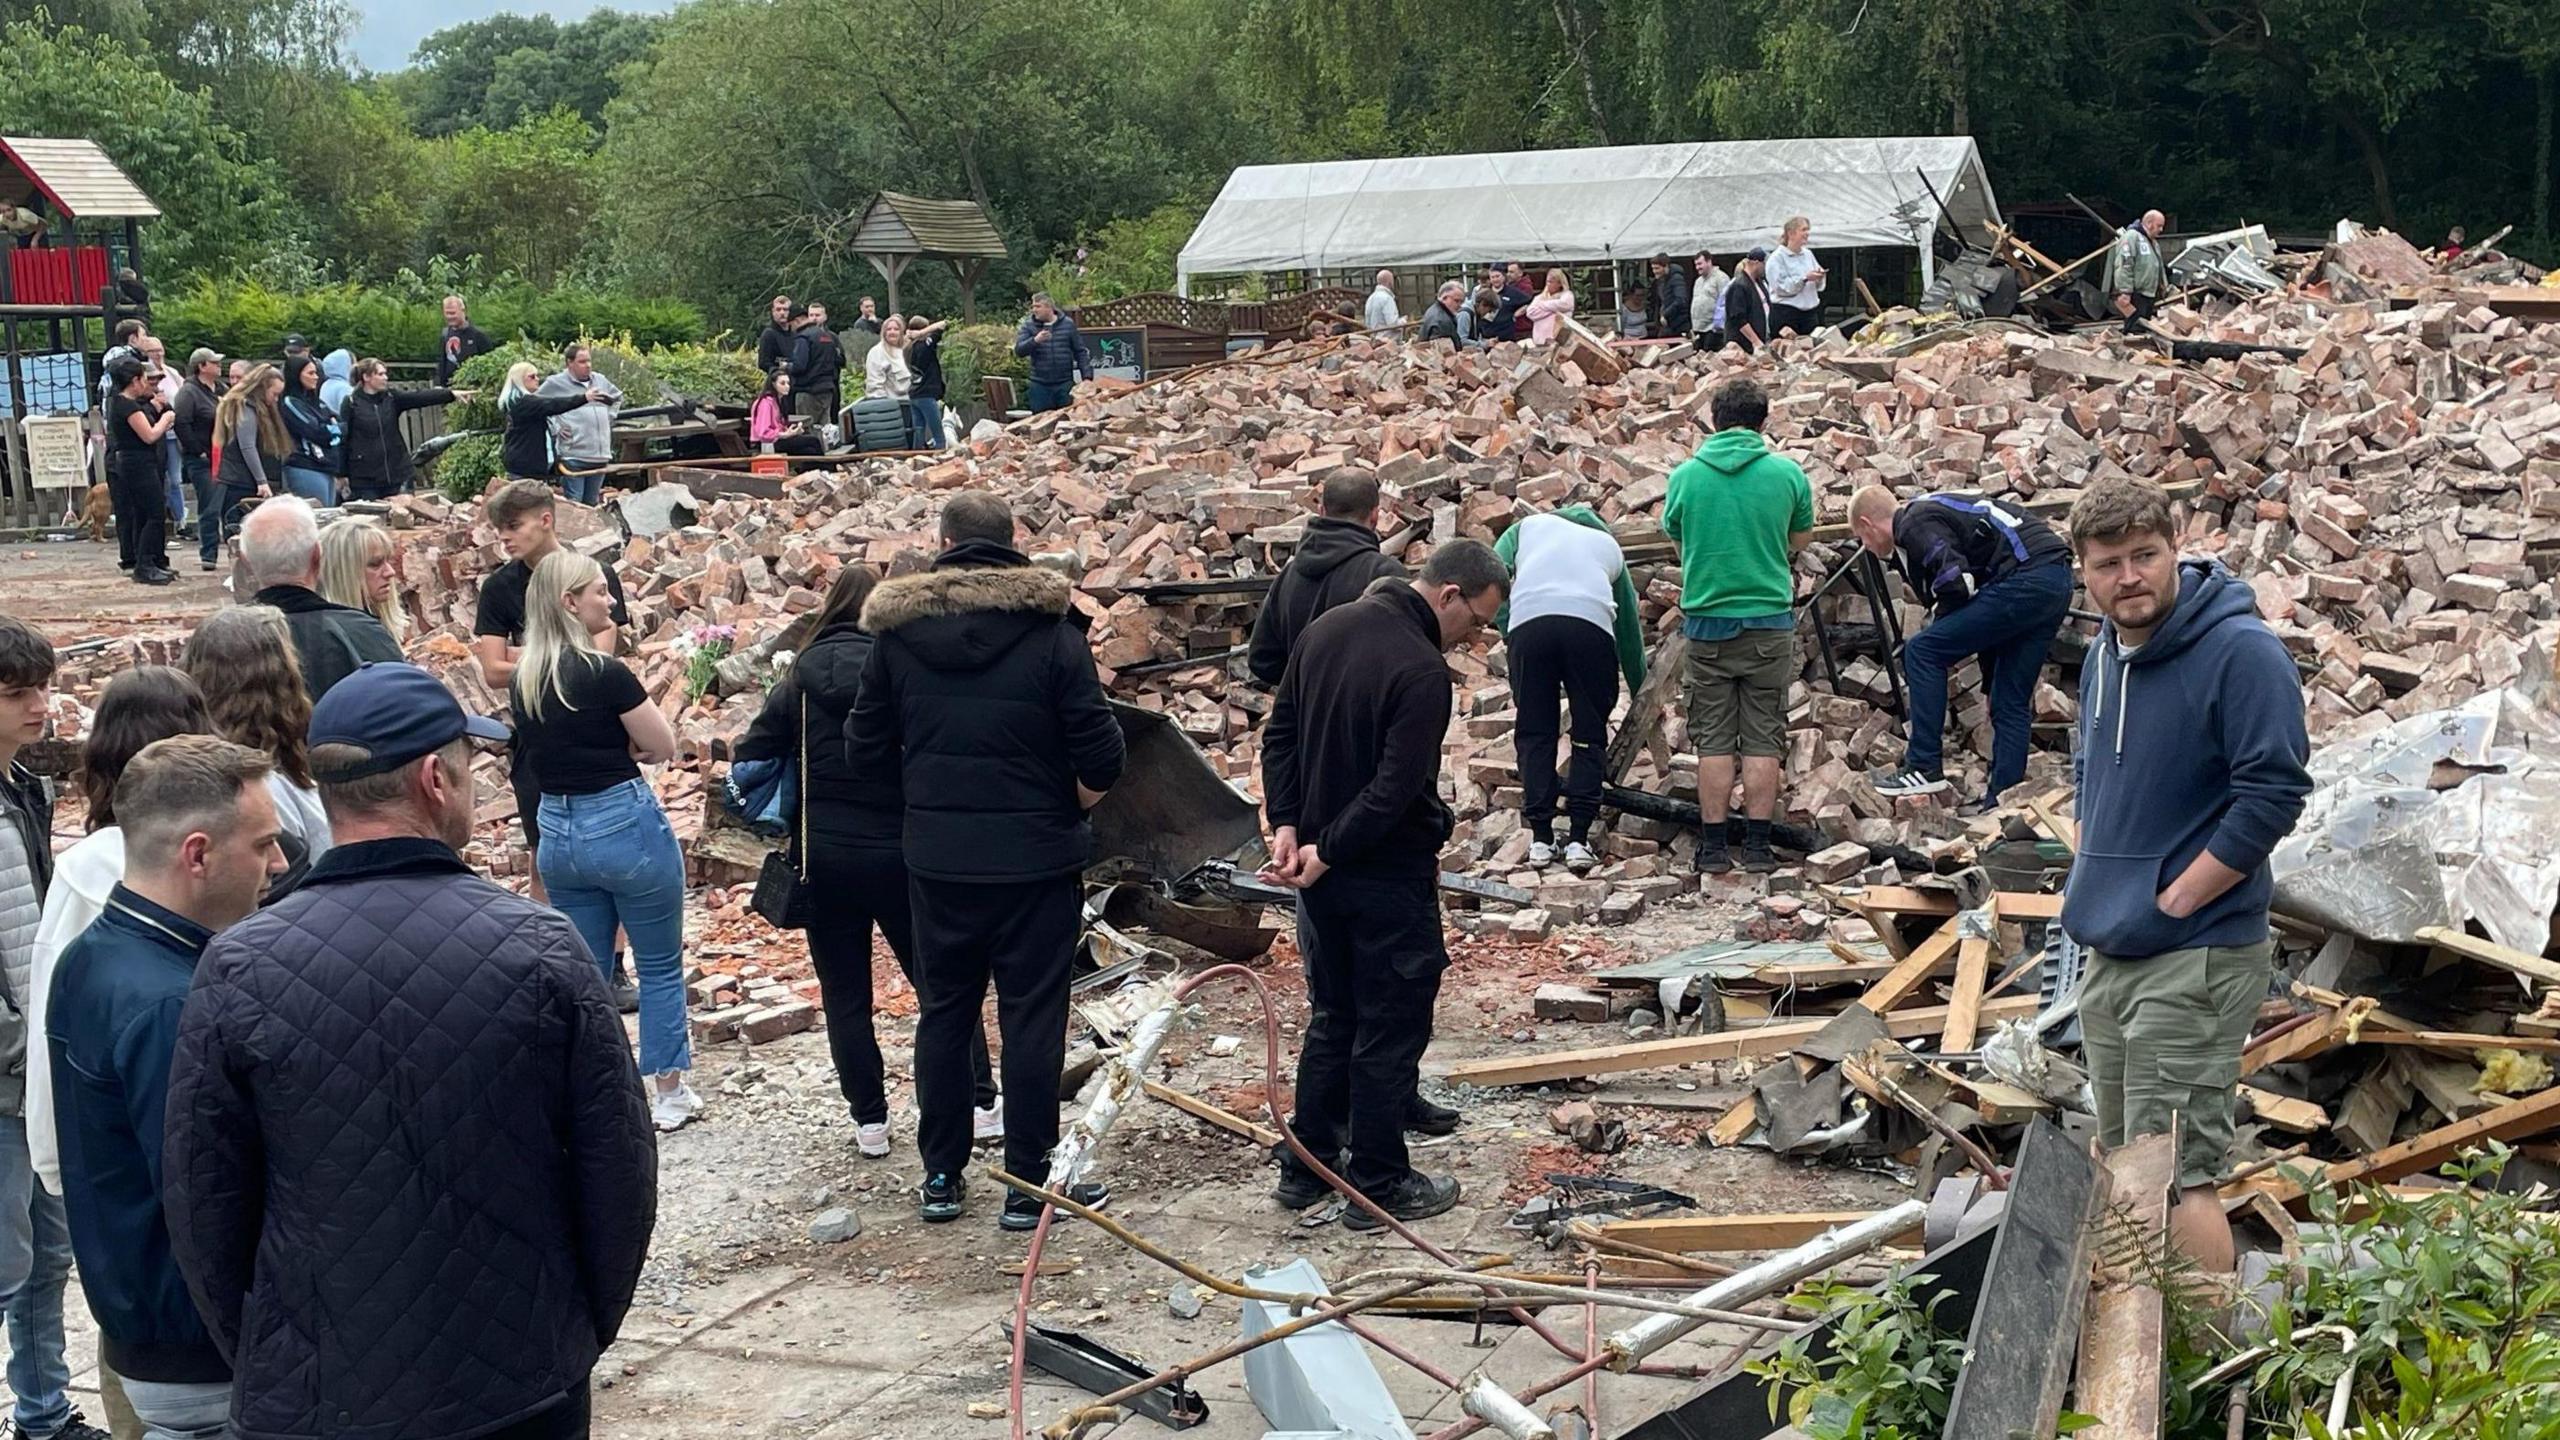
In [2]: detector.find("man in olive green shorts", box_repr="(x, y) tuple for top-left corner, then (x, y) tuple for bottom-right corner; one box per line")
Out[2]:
(2060, 478), (2310, 1276)
(1660, 377), (1814, 874)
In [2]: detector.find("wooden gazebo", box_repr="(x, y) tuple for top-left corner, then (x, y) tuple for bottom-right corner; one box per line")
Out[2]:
(851, 191), (1008, 321)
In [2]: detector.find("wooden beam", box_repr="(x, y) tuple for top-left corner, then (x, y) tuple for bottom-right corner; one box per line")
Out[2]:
(1139, 1079), (1280, 1148)
(2358, 1030), (2560, 1055)
(1445, 994), (2040, 1087)
(1941, 905), (1999, 1053)
(2258, 1082), (2560, 1208)
(1828, 885), (2063, 920)
(1604, 629), (1688, 784)
(2028, 793), (2078, 853)
(2417, 925), (2560, 988)
(2236, 1084), (2330, 1135)
(1708, 917), (1966, 1145)
(1595, 1210), (1924, 1254)
(2076, 1132), (2176, 1440)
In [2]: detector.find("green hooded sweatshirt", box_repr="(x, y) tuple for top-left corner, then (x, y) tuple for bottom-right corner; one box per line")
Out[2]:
(1492, 503), (1647, 691)
(1660, 428), (1815, 618)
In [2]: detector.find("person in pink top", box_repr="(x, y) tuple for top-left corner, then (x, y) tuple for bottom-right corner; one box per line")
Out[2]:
(751, 371), (823, 456)
(1524, 268), (1576, 343)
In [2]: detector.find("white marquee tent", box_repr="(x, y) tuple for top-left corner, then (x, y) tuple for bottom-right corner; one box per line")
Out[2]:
(1176, 136), (1999, 295)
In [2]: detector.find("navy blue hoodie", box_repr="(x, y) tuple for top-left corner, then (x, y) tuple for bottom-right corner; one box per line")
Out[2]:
(2062, 560), (2311, 959)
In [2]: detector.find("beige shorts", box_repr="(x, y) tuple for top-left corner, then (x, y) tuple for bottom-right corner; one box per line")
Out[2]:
(1684, 629), (1795, 758)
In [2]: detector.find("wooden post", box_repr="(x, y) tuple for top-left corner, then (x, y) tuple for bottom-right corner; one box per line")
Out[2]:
(954, 258), (988, 323)
(863, 252), (914, 316)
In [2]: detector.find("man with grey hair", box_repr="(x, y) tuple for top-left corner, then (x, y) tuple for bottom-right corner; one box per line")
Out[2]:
(1417, 281), (1467, 346)
(166, 663), (654, 1440)
(50, 735), (285, 1440)
(237, 497), (401, 701)
(1260, 540), (1508, 1227)
(2103, 209), (2169, 331)
(1365, 269), (1402, 330)
(1012, 294), (1093, 414)
(434, 294), (491, 385)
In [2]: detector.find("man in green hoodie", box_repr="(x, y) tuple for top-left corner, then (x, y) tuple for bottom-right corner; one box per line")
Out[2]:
(1659, 378), (1814, 874)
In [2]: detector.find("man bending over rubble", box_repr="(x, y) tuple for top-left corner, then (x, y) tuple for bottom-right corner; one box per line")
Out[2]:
(2062, 477), (2309, 1277)
(1261, 540), (1508, 1228)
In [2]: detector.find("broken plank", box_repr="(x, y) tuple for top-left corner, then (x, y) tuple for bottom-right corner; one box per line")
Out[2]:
(2415, 925), (2560, 988)
(1139, 1079), (1282, 1148)
(1941, 919), (1996, 1053)
(2028, 794), (2078, 853)
(1711, 917), (1965, 1145)
(1604, 630), (1688, 784)
(2259, 1082), (2560, 1208)
(2236, 1084), (2330, 1135)
(1830, 885), (2063, 920)
(1597, 1210), (1924, 1254)
(2389, 1048), (2494, 1122)
(2357, 1030), (2560, 1056)
(1945, 1121), (2101, 1440)
(2077, 1132), (2176, 1440)
(1445, 994), (2042, 1087)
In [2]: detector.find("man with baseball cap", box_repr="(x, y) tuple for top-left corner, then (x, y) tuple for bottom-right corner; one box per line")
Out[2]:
(165, 663), (656, 1440)
(1721, 248), (1774, 354)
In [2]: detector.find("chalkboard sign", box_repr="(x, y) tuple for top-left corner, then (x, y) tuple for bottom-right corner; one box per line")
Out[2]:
(1082, 327), (1147, 381)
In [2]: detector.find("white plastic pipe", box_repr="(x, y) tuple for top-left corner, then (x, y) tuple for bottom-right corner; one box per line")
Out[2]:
(1461, 1375), (1558, 1440)
(1043, 982), (1181, 1191)
(1606, 1199), (1930, 1368)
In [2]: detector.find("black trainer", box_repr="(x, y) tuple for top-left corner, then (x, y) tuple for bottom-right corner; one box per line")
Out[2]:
(1872, 766), (1950, 797)
(1740, 838), (1780, 874)
(1345, 1171), (1462, 1231)
(1001, 1181), (1108, 1231)
(1405, 1096), (1463, 1136)
(1695, 841), (1734, 875)
(918, 1171), (965, 1223)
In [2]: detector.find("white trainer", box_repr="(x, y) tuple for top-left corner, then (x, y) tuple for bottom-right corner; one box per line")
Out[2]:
(973, 1101), (1006, 1143)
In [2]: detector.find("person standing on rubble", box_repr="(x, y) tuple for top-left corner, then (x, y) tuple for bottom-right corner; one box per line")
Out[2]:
(735, 563), (1002, 1162)
(1261, 542), (1507, 1226)
(2103, 210), (2168, 332)
(1365, 270), (1402, 330)
(1721, 250), (1773, 353)
(1012, 294), (1094, 414)
(2062, 477), (2310, 1279)
(1849, 485), (2075, 809)
(1493, 508), (1645, 873)
(1247, 473), (1408, 687)
(845, 492), (1125, 1230)
(1661, 377), (1813, 875)
(1766, 217), (1827, 337)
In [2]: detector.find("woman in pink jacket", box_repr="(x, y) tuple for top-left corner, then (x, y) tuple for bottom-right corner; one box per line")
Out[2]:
(1524, 268), (1576, 343)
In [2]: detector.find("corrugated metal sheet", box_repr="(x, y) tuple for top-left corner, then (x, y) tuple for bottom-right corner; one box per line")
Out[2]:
(0, 137), (161, 220)
(853, 191), (1006, 258)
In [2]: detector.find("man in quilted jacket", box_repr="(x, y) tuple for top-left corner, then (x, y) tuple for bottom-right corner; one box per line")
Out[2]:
(164, 664), (658, 1440)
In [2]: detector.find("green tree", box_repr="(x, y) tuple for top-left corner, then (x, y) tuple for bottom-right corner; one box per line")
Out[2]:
(424, 110), (601, 287)
(0, 16), (292, 277)
(404, 10), (662, 136)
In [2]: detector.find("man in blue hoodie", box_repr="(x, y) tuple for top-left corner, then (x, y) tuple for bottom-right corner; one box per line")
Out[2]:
(1013, 294), (1093, 413)
(50, 735), (287, 1439)
(2061, 478), (2309, 1276)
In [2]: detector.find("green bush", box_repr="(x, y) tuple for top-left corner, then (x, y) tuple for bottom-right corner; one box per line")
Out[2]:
(646, 341), (764, 407)
(431, 433), (504, 502)
(945, 322), (1027, 407)
(158, 278), (708, 367)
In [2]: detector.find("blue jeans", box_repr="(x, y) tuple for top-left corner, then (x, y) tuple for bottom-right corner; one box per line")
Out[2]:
(908, 396), (944, 449)
(121, 1378), (229, 1440)
(537, 780), (690, 1075)
(1026, 379), (1074, 413)
(280, 462), (335, 506)
(0, 1116), (73, 1437)
(159, 436), (185, 526)
(557, 462), (605, 506)
(186, 458), (219, 564)
(1900, 562), (2075, 799)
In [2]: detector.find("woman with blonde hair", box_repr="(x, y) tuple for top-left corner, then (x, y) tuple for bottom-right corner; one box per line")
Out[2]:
(319, 517), (408, 644)
(180, 604), (331, 893)
(499, 359), (596, 485)
(210, 361), (286, 554)
(1525, 268), (1576, 343)
(511, 549), (697, 1130)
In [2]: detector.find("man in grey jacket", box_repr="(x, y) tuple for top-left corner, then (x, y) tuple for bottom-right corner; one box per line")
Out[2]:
(540, 343), (622, 506)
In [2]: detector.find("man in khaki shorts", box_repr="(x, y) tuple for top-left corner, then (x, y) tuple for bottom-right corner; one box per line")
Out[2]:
(2061, 478), (2310, 1275)
(1660, 377), (1814, 874)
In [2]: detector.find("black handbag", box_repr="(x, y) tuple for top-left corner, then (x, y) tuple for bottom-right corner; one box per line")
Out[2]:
(750, 693), (815, 929)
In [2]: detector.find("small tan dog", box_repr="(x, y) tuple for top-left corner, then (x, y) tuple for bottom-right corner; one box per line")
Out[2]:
(79, 483), (112, 542)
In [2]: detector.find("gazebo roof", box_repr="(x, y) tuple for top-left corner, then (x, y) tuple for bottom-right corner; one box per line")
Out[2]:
(0, 137), (159, 221)
(853, 191), (1007, 259)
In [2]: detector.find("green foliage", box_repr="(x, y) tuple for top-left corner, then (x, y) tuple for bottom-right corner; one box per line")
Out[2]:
(644, 341), (764, 407)
(943, 323), (1028, 407)
(157, 278), (706, 370)
(1026, 201), (1205, 306)
(1747, 1276), (1972, 1440)
(403, 10), (662, 136)
(429, 432), (502, 501)
(423, 110), (600, 287)
(0, 17), (292, 278)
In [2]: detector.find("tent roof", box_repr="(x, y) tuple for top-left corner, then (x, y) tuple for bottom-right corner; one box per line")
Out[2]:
(853, 191), (1008, 258)
(0, 137), (159, 221)
(1178, 136), (1995, 278)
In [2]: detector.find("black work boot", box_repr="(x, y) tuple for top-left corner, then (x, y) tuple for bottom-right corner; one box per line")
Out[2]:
(1405, 1095), (1462, 1136)
(1345, 1171), (1463, 1231)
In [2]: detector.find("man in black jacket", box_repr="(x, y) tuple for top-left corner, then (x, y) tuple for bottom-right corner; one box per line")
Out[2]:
(1246, 471), (1406, 686)
(847, 493), (1125, 1230)
(1646, 254), (1692, 341)
(755, 293), (795, 377)
(789, 302), (844, 426)
(434, 294), (492, 386)
(50, 736), (286, 1440)
(176, 348), (223, 571)
(237, 498), (403, 700)
(165, 663), (653, 1440)
(1849, 485), (2075, 807)
(1722, 250), (1773, 353)
(1261, 541), (1507, 1227)
(1417, 281), (1467, 346)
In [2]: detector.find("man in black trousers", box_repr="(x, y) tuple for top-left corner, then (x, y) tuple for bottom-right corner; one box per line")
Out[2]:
(847, 492), (1125, 1230)
(1261, 541), (1507, 1227)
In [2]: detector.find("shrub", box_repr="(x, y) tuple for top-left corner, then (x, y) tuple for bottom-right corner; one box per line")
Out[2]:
(646, 341), (764, 407)
(157, 278), (708, 368)
(430, 433), (504, 502)
(944, 322), (1027, 408)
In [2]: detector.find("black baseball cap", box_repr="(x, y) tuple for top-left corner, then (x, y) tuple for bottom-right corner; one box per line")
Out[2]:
(1745, 246), (1769, 262)
(309, 663), (509, 782)
(282, 333), (310, 350)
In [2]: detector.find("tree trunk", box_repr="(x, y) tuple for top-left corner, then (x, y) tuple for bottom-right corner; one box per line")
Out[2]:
(1949, 21), (1970, 134)
(2537, 68), (2555, 247)
(2334, 105), (2400, 232)
(1549, 0), (1613, 143)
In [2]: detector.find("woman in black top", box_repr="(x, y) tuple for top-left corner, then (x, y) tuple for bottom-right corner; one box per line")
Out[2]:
(105, 356), (176, 585)
(277, 355), (340, 505)
(511, 549), (700, 1132)
(340, 357), (461, 500)
(737, 563), (998, 1158)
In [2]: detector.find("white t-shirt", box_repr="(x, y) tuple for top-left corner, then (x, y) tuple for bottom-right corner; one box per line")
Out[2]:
(1506, 513), (1626, 637)
(28, 828), (123, 1195)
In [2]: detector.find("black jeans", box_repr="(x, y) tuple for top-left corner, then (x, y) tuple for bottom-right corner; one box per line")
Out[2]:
(909, 873), (1080, 1184)
(1509, 615), (1619, 841)
(805, 843), (994, 1125)
(184, 456), (218, 564)
(2121, 291), (2158, 333)
(1287, 872), (1448, 1194)
(108, 451), (167, 573)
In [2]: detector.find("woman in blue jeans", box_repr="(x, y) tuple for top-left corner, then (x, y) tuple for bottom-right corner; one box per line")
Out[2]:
(510, 548), (699, 1131)
(277, 355), (341, 506)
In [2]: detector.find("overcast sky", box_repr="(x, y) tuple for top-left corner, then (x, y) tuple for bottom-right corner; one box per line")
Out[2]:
(349, 0), (675, 72)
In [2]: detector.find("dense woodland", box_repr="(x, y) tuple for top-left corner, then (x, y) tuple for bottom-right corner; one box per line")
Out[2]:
(2, 0), (2550, 333)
